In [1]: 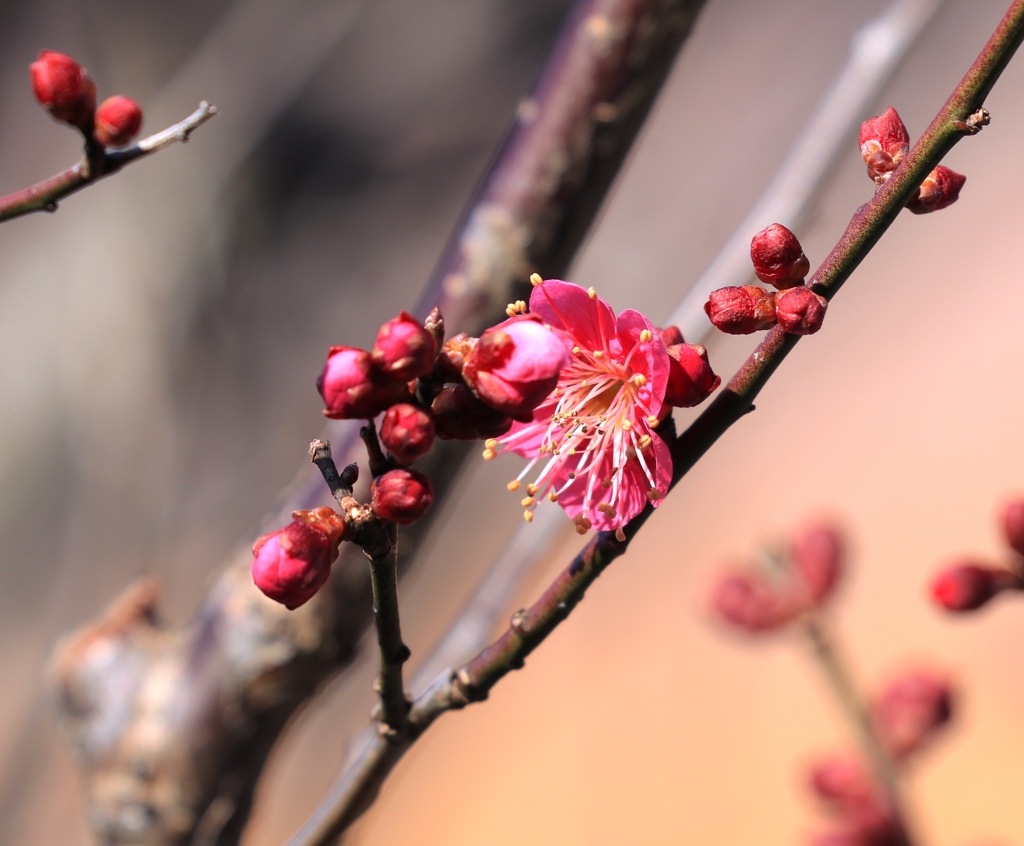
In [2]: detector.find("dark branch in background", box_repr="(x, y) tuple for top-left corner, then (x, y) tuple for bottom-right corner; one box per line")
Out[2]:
(0, 102), (217, 223)
(50, 2), (709, 844)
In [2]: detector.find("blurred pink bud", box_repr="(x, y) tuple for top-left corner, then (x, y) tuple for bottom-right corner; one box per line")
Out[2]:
(371, 468), (434, 525)
(664, 343), (720, 408)
(775, 286), (828, 335)
(704, 285), (777, 335)
(906, 165), (966, 214)
(94, 95), (142, 146)
(791, 522), (844, 604)
(379, 403), (435, 465)
(462, 316), (570, 421)
(711, 570), (795, 633)
(658, 325), (685, 347)
(930, 562), (1011, 612)
(1001, 496), (1024, 556)
(750, 223), (810, 289)
(318, 346), (409, 420)
(808, 754), (872, 806)
(859, 107), (910, 184)
(873, 668), (953, 761)
(29, 49), (96, 129)
(431, 383), (513, 440)
(371, 311), (437, 380)
(251, 508), (346, 609)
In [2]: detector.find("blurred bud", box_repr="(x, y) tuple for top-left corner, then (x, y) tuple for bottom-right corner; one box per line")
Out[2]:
(29, 49), (96, 129)
(791, 522), (843, 604)
(808, 754), (872, 806)
(704, 285), (777, 334)
(906, 165), (966, 214)
(371, 311), (437, 380)
(371, 468), (434, 525)
(711, 569), (794, 633)
(873, 668), (953, 761)
(750, 223), (810, 289)
(930, 562), (1012, 612)
(318, 346), (409, 420)
(431, 383), (513, 440)
(664, 343), (720, 408)
(94, 95), (142, 146)
(1000, 496), (1024, 556)
(379, 403), (435, 465)
(251, 507), (346, 610)
(775, 286), (828, 335)
(859, 107), (910, 184)
(658, 325), (685, 347)
(463, 316), (569, 421)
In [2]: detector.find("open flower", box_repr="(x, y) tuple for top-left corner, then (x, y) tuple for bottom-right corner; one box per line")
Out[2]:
(487, 279), (672, 533)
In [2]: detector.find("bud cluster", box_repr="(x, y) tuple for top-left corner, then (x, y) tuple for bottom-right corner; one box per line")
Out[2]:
(30, 50), (143, 147)
(705, 223), (827, 337)
(859, 106), (966, 213)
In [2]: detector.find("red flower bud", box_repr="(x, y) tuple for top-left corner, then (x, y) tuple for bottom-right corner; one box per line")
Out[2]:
(711, 569), (795, 633)
(94, 95), (143, 146)
(658, 325), (685, 347)
(29, 49), (96, 129)
(371, 311), (437, 380)
(1001, 496), (1024, 556)
(379, 403), (435, 465)
(930, 562), (1012, 612)
(251, 508), (346, 609)
(371, 468), (434, 525)
(664, 343), (720, 408)
(750, 223), (810, 289)
(431, 383), (512, 440)
(906, 165), (966, 214)
(791, 521), (843, 604)
(873, 668), (953, 761)
(318, 346), (409, 420)
(859, 107), (910, 184)
(704, 286), (777, 335)
(463, 316), (570, 421)
(808, 754), (873, 805)
(775, 286), (827, 335)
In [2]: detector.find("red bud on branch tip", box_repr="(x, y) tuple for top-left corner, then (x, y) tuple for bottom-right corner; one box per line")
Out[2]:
(930, 562), (1009, 612)
(371, 468), (434, 525)
(94, 95), (143, 146)
(872, 668), (953, 761)
(791, 522), (843, 604)
(318, 346), (410, 420)
(371, 311), (437, 380)
(859, 107), (910, 184)
(775, 286), (827, 335)
(711, 570), (795, 633)
(431, 383), (512, 440)
(906, 165), (966, 214)
(750, 223), (810, 289)
(704, 285), (777, 334)
(29, 49), (96, 129)
(658, 324), (684, 347)
(1001, 496), (1024, 556)
(379, 403), (435, 465)
(664, 343), (719, 408)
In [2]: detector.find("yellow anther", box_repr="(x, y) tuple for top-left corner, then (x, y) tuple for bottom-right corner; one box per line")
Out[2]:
(615, 528), (627, 542)
(507, 480), (521, 492)
(639, 329), (653, 343)
(517, 300), (527, 313)
(593, 350), (604, 359)
(547, 491), (558, 502)
(632, 374), (647, 387)
(647, 488), (661, 501)
(580, 380), (588, 388)
(482, 448), (496, 460)
(485, 439), (498, 450)
(639, 434), (653, 451)
(597, 502), (616, 517)
(572, 345), (581, 355)
(647, 414), (660, 426)
(524, 510), (534, 523)
(526, 483), (539, 496)
(506, 307), (516, 317)
(587, 287), (597, 299)
(521, 496), (536, 507)
(621, 419), (632, 431)
(568, 448), (577, 455)
(530, 272), (543, 286)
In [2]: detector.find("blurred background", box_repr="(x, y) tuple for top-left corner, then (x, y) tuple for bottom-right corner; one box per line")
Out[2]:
(2, 0), (1024, 843)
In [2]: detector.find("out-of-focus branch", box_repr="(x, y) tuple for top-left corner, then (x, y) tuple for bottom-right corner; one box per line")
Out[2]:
(0, 102), (217, 223)
(51, 2), (709, 844)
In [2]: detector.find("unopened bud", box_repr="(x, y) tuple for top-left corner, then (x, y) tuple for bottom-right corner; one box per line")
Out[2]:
(29, 49), (96, 129)
(872, 668), (953, 761)
(371, 468), (434, 525)
(94, 95), (142, 146)
(906, 165), (966, 214)
(807, 754), (872, 805)
(859, 107), (910, 184)
(664, 343), (720, 408)
(775, 286), (827, 335)
(791, 521), (843, 604)
(371, 311), (437, 380)
(750, 223), (810, 289)
(1001, 496), (1024, 556)
(431, 383), (513, 440)
(930, 562), (1012, 612)
(704, 286), (777, 335)
(711, 570), (794, 633)
(318, 346), (409, 420)
(658, 325), (685, 347)
(379, 403), (435, 465)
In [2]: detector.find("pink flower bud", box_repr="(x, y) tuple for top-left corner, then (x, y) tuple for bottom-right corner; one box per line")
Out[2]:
(859, 107), (910, 184)
(431, 383), (512, 440)
(775, 286), (827, 335)
(664, 343), (720, 408)
(704, 286), (777, 335)
(711, 570), (795, 633)
(94, 95), (142, 146)
(318, 346), (409, 420)
(1001, 496), (1024, 556)
(873, 669), (953, 761)
(29, 49), (96, 129)
(808, 754), (872, 805)
(462, 316), (570, 421)
(750, 223), (810, 289)
(371, 311), (437, 381)
(791, 521), (843, 604)
(930, 562), (1011, 612)
(906, 165), (966, 214)
(371, 468), (434, 525)
(379, 403), (435, 465)
(658, 325), (685, 347)
(251, 508), (346, 609)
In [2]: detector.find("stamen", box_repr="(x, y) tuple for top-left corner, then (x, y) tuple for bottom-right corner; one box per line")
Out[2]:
(482, 448), (496, 460)
(639, 434), (653, 451)
(526, 483), (539, 496)
(597, 502), (616, 517)
(639, 329), (653, 343)
(524, 510), (534, 523)
(632, 374), (647, 387)
(548, 491), (558, 502)
(530, 273), (543, 286)
(615, 528), (627, 542)
(507, 480), (521, 491)
(621, 419), (632, 431)
(587, 287), (597, 299)
(593, 350), (604, 359)
(572, 346), (581, 355)
(485, 439), (498, 450)
(521, 496), (535, 507)
(647, 414), (660, 426)
(647, 488), (660, 501)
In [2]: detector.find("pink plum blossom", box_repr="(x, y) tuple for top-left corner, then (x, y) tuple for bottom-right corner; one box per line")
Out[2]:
(488, 279), (673, 533)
